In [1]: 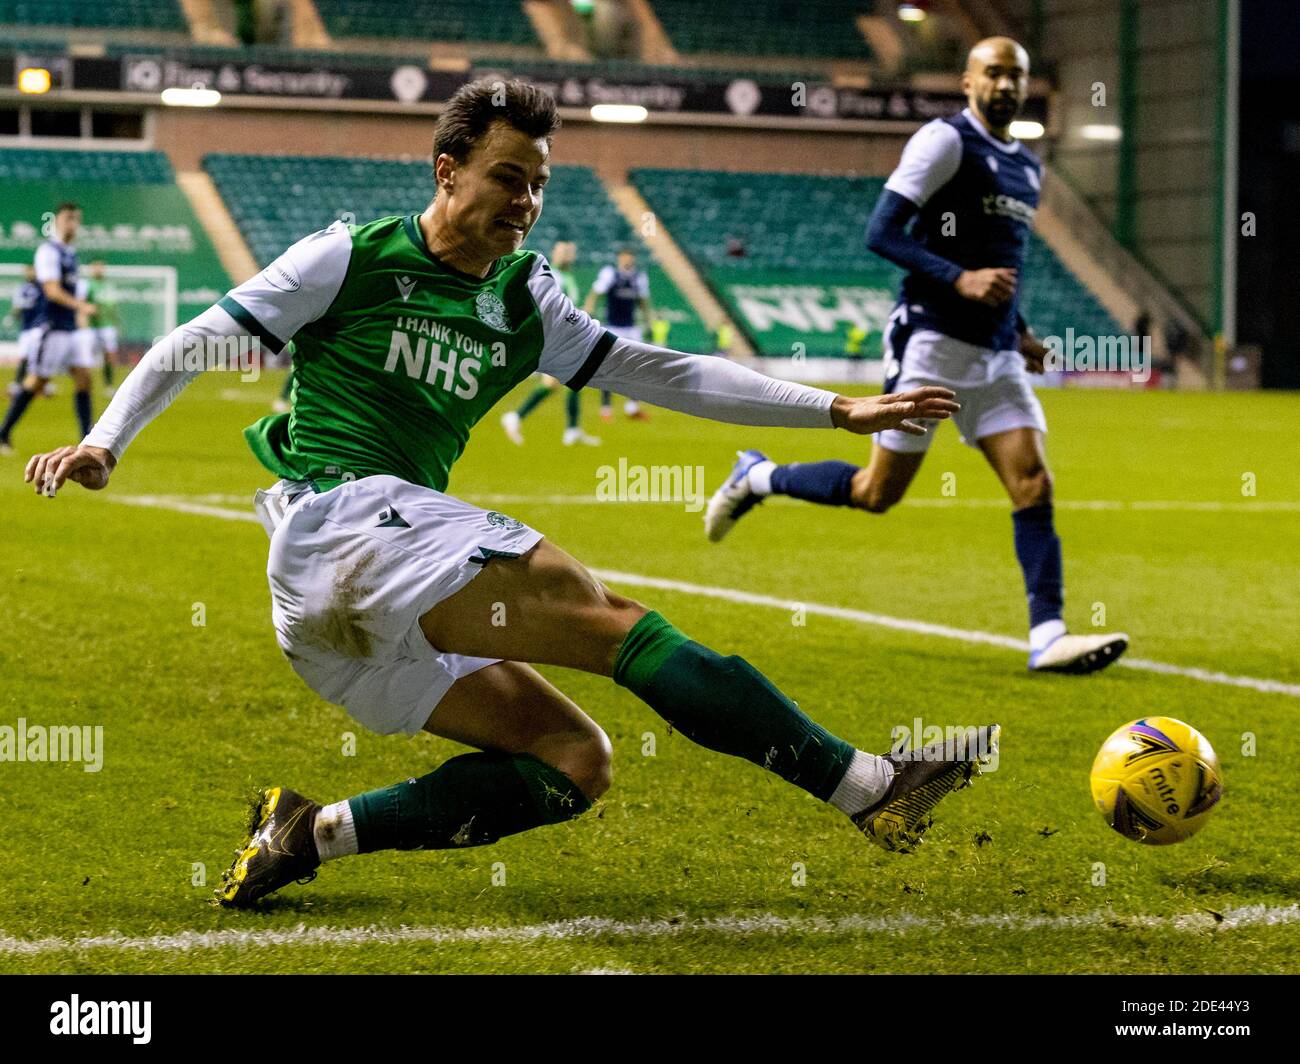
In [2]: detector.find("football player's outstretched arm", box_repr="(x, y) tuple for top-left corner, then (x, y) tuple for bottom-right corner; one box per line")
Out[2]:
(23, 302), (251, 496)
(581, 335), (959, 437)
(530, 255), (959, 439)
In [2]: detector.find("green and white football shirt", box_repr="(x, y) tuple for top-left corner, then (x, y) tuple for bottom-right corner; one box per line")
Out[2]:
(84, 279), (120, 328)
(224, 216), (614, 492)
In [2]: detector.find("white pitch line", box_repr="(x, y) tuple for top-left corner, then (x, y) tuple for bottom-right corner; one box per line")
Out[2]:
(106, 494), (1300, 699)
(161, 493), (1300, 513)
(3, 905), (1298, 957)
(590, 568), (1300, 698)
(111, 495), (260, 522)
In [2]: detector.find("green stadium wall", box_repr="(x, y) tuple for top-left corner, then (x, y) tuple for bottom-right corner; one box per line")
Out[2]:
(708, 268), (897, 359)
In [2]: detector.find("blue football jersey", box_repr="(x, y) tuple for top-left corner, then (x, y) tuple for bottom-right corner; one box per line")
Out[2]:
(592, 265), (649, 329)
(884, 107), (1042, 351)
(12, 280), (43, 331)
(32, 237), (79, 332)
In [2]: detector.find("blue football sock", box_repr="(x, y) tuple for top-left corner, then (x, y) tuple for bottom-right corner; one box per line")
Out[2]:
(74, 390), (92, 437)
(768, 460), (860, 506)
(1012, 502), (1064, 628)
(0, 387), (36, 442)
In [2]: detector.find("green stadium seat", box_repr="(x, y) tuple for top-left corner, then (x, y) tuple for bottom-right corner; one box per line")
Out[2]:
(313, 0), (537, 45)
(0, 148), (174, 184)
(0, 0), (185, 31)
(651, 0), (874, 60)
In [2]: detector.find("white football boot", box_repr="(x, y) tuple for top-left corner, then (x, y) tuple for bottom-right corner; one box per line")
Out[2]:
(1029, 632), (1128, 674)
(562, 427), (601, 446)
(703, 449), (768, 542)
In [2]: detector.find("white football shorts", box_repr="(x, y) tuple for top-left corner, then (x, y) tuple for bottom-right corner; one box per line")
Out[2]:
(27, 327), (93, 377)
(263, 474), (543, 736)
(877, 326), (1047, 454)
(74, 327), (101, 368)
(96, 326), (119, 356)
(16, 326), (43, 364)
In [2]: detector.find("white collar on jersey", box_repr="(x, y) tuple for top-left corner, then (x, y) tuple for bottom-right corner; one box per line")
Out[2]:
(961, 107), (1023, 155)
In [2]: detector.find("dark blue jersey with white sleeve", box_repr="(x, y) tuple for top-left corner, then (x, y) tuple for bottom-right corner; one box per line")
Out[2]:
(877, 107), (1041, 352)
(592, 265), (649, 329)
(32, 237), (79, 332)
(12, 280), (43, 330)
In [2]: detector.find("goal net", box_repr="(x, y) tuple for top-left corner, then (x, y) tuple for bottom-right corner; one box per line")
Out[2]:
(0, 262), (177, 365)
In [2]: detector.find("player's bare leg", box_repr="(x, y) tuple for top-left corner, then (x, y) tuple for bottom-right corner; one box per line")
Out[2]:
(421, 660), (613, 801)
(417, 537), (995, 853)
(419, 538), (647, 673)
(704, 440), (925, 541)
(848, 443), (927, 512)
(979, 427), (1127, 673)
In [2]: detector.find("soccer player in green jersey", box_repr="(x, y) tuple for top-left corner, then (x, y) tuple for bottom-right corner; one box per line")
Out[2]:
(23, 80), (993, 907)
(83, 261), (121, 393)
(499, 239), (600, 446)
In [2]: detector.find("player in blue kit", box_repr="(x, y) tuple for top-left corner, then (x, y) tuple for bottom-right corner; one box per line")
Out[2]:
(7, 265), (43, 396)
(0, 203), (97, 456)
(583, 248), (654, 421)
(704, 37), (1129, 675)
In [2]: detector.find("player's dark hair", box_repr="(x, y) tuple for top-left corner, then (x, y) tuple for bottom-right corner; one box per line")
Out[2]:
(55, 201), (81, 214)
(433, 79), (560, 165)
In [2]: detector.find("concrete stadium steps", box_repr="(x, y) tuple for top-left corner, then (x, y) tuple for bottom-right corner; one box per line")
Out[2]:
(176, 170), (259, 286)
(606, 181), (751, 355)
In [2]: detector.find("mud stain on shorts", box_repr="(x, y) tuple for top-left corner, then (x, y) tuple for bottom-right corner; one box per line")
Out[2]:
(298, 549), (379, 659)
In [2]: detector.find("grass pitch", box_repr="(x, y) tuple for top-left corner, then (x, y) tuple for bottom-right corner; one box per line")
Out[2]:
(0, 372), (1297, 974)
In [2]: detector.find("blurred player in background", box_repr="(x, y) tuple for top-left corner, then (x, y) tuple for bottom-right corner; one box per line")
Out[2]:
(0, 203), (96, 456)
(84, 262), (121, 395)
(583, 247), (654, 421)
(500, 239), (600, 446)
(7, 264), (42, 397)
(705, 37), (1128, 676)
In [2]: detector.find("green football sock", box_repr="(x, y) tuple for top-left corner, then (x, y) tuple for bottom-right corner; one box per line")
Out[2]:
(565, 388), (580, 429)
(348, 752), (591, 853)
(102, 358), (114, 387)
(516, 384), (552, 419)
(613, 611), (855, 800)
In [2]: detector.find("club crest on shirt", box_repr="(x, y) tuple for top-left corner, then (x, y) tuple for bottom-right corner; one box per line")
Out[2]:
(475, 291), (510, 331)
